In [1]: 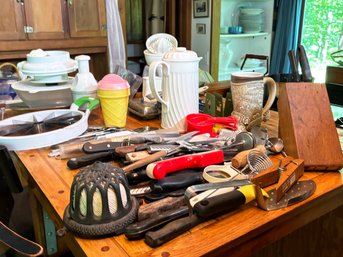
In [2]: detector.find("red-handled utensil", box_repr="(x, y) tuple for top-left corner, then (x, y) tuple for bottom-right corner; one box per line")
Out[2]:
(146, 150), (225, 180)
(186, 113), (237, 137)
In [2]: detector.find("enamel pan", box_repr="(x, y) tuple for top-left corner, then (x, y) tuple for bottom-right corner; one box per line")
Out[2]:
(0, 97), (99, 151)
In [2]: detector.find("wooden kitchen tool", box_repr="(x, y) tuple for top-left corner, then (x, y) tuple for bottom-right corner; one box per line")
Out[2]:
(250, 155), (294, 188)
(277, 83), (343, 170)
(275, 158), (304, 202)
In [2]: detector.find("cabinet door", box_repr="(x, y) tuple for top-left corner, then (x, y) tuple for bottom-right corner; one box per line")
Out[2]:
(0, 0), (26, 40)
(23, 0), (67, 40)
(67, 0), (107, 38)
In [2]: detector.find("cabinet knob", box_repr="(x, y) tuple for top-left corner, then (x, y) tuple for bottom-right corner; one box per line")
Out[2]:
(16, 0), (24, 5)
(68, 0), (73, 6)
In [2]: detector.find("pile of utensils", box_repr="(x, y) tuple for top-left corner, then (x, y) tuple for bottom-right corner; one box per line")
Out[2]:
(54, 125), (316, 247)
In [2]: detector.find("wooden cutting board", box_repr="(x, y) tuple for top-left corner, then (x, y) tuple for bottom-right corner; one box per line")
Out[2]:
(277, 82), (343, 170)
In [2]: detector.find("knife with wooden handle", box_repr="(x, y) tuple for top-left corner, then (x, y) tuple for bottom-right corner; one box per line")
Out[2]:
(122, 150), (168, 173)
(297, 45), (313, 82)
(288, 50), (300, 82)
(146, 150), (225, 180)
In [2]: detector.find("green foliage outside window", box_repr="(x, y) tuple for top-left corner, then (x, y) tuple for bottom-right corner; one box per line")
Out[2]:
(302, 0), (343, 81)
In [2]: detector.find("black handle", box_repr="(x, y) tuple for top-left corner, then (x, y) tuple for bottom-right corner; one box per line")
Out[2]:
(126, 169), (150, 185)
(144, 215), (203, 248)
(67, 151), (116, 169)
(82, 141), (122, 153)
(124, 206), (189, 240)
(150, 169), (203, 192)
(193, 189), (245, 218)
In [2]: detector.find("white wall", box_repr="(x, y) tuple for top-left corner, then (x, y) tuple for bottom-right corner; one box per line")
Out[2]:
(191, 1), (212, 72)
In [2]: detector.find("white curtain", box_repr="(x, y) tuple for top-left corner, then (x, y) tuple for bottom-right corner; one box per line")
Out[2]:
(106, 0), (126, 72)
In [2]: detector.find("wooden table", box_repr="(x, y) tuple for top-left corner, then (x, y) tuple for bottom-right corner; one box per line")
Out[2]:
(11, 108), (343, 257)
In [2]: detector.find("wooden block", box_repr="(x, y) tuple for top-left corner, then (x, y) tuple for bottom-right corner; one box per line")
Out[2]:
(277, 83), (343, 170)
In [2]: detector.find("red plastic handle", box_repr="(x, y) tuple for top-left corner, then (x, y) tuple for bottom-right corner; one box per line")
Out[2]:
(146, 150), (225, 180)
(186, 113), (237, 137)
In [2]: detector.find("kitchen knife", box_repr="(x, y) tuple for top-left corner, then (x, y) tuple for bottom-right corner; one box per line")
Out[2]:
(146, 150), (225, 180)
(297, 45), (313, 82)
(66, 151), (120, 170)
(288, 50), (300, 82)
(138, 196), (187, 221)
(124, 206), (189, 240)
(144, 214), (204, 248)
(122, 150), (168, 173)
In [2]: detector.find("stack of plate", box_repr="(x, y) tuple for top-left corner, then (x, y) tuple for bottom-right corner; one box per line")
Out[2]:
(239, 8), (264, 33)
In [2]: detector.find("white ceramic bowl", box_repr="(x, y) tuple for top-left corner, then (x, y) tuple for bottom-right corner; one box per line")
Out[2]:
(11, 80), (73, 108)
(144, 50), (163, 65)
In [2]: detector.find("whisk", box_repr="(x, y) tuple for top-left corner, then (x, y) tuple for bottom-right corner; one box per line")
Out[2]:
(240, 149), (273, 176)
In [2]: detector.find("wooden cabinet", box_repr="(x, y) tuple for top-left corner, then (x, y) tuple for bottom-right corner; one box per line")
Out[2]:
(0, 0), (106, 41)
(0, 0), (66, 40)
(210, 0), (274, 81)
(0, 0), (25, 40)
(24, 0), (67, 40)
(67, 0), (107, 38)
(0, 0), (110, 80)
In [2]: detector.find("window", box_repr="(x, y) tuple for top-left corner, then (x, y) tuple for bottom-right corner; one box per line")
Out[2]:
(301, 0), (343, 82)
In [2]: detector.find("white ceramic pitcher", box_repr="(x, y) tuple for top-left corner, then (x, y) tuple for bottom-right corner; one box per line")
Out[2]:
(149, 47), (202, 130)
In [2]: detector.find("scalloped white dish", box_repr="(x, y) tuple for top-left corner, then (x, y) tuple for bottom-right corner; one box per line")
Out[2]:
(18, 60), (77, 74)
(29, 76), (74, 84)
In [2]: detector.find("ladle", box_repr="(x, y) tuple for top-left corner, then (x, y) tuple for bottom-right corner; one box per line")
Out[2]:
(266, 137), (287, 156)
